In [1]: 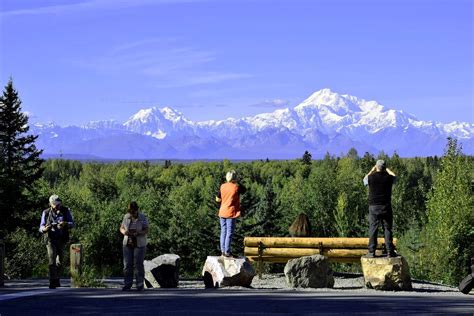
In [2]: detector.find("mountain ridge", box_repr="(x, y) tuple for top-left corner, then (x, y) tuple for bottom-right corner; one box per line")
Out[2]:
(30, 88), (474, 159)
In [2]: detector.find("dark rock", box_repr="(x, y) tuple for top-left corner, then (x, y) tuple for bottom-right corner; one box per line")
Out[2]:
(284, 254), (334, 288)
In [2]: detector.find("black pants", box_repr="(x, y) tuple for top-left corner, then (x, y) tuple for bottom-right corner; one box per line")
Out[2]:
(46, 239), (65, 281)
(368, 204), (394, 254)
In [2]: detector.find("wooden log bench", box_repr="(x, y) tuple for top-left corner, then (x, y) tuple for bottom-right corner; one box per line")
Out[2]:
(244, 237), (398, 264)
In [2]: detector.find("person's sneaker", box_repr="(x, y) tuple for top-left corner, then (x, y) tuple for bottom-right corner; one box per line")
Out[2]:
(122, 285), (132, 291)
(136, 286), (144, 291)
(365, 252), (375, 258)
(49, 281), (56, 289)
(54, 279), (61, 288)
(223, 252), (234, 258)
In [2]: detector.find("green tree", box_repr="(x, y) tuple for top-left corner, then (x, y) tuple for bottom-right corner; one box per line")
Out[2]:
(246, 178), (280, 236)
(334, 192), (349, 237)
(420, 138), (474, 285)
(336, 154), (366, 236)
(0, 79), (43, 237)
(306, 158), (338, 236)
(278, 174), (311, 233)
(301, 150), (312, 165)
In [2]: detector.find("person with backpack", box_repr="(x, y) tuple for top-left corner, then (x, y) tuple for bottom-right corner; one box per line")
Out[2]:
(363, 160), (397, 258)
(39, 194), (75, 289)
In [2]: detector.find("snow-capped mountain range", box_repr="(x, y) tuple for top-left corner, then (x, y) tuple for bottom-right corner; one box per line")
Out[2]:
(31, 89), (474, 159)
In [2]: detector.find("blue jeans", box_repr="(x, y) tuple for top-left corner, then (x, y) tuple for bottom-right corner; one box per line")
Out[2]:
(123, 246), (146, 288)
(220, 218), (235, 255)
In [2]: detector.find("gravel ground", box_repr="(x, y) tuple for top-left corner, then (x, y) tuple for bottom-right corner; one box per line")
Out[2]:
(172, 273), (462, 295)
(1, 273), (462, 295)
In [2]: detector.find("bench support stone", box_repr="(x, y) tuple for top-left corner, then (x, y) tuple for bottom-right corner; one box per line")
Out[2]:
(361, 255), (412, 291)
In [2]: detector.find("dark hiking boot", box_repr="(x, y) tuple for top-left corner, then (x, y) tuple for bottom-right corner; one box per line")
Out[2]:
(54, 279), (61, 288)
(49, 281), (57, 289)
(122, 285), (132, 291)
(136, 285), (144, 291)
(365, 252), (375, 258)
(388, 251), (398, 258)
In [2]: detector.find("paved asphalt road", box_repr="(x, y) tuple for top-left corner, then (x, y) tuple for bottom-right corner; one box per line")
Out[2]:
(0, 280), (473, 315)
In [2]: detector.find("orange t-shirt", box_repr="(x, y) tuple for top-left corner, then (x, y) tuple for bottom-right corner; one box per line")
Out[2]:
(218, 182), (241, 218)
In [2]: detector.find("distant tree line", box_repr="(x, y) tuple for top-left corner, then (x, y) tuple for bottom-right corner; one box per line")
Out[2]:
(1, 79), (473, 286)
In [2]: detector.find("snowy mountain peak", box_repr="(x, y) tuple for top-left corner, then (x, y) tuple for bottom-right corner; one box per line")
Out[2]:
(123, 105), (194, 140)
(159, 106), (190, 124)
(125, 106), (190, 124)
(295, 88), (361, 115)
(299, 88), (338, 105)
(127, 106), (161, 123)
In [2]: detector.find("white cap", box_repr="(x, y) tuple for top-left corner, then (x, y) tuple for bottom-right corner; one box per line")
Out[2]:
(226, 170), (236, 182)
(376, 160), (386, 171)
(49, 194), (61, 207)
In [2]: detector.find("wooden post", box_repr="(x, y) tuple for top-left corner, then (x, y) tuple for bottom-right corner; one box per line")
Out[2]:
(0, 240), (4, 287)
(257, 242), (265, 279)
(70, 244), (83, 288)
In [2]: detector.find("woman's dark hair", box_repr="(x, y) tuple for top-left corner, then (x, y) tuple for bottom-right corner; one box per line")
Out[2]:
(288, 213), (312, 237)
(128, 201), (139, 212)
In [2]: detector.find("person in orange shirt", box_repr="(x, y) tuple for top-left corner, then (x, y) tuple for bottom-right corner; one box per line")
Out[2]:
(216, 170), (246, 257)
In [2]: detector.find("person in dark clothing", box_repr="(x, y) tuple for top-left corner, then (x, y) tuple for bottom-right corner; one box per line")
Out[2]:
(39, 195), (75, 289)
(363, 160), (397, 258)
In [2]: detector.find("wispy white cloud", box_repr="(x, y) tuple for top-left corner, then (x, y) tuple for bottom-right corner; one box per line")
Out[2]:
(75, 38), (252, 88)
(154, 72), (252, 88)
(1, 0), (207, 17)
(141, 48), (217, 76)
(251, 99), (290, 108)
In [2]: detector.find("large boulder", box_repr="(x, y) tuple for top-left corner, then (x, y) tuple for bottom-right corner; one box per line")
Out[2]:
(144, 254), (180, 288)
(144, 260), (159, 288)
(361, 255), (412, 291)
(284, 254), (334, 288)
(202, 256), (255, 288)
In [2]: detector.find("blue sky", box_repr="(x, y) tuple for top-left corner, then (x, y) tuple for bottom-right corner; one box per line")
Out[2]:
(0, 0), (472, 126)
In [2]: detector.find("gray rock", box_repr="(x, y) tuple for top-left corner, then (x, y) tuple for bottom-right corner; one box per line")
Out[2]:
(202, 256), (255, 288)
(144, 260), (160, 288)
(144, 254), (180, 288)
(284, 254), (334, 288)
(361, 255), (412, 291)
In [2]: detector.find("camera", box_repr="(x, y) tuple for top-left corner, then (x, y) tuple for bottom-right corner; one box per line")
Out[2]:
(50, 221), (58, 231)
(127, 235), (137, 248)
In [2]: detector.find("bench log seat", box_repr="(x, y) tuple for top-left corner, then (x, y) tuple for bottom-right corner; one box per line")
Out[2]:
(244, 237), (397, 264)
